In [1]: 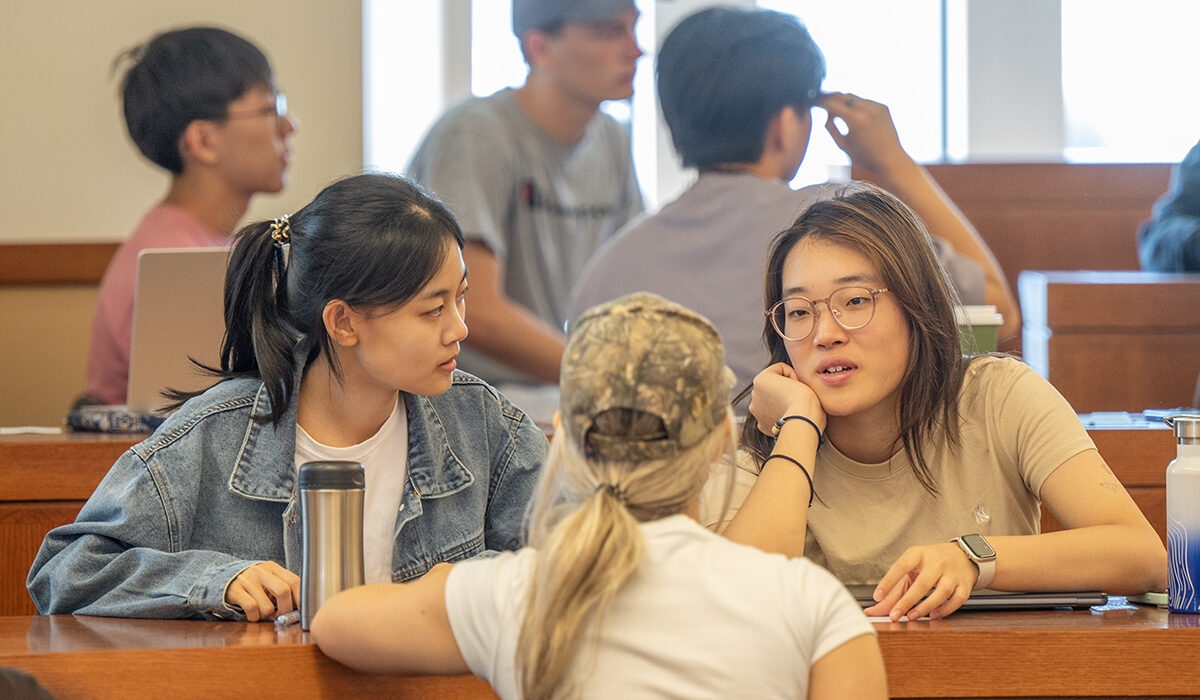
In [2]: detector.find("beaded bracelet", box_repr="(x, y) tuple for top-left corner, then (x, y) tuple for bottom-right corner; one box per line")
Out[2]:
(770, 415), (824, 444)
(762, 453), (814, 508)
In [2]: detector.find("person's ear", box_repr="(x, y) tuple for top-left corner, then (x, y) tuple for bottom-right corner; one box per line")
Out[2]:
(767, 106), (812, 181)
(178, 119), (222, 169)
(767, 106), (810, 154)
(522, 29), (555, 67)
(763, 110), (787, 155)
(323, 300), (360, 347)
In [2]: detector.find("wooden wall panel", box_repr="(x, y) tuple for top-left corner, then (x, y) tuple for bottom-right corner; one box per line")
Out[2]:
(0, 243), (117, 285)
(923, 163), (1172, 311)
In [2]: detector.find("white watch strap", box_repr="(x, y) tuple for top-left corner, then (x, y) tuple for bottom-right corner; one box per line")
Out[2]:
(953, 536), (996, 590)
(972, 557), (995, 590)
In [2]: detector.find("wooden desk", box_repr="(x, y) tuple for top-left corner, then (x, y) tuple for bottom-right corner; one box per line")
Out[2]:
(0, 432), (143, 616)
(0, 605), (1196, 699)
(920, 164), (1172, 303)
(855, 162), (1174, 357)
(1019, 270), (1200, 412)
(873, 600), (1200, 698)
(0, 615), (494, 699)
(0, 426), (1175, 617)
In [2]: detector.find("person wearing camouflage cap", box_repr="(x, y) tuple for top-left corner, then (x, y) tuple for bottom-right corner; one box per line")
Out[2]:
(560, 292), (735, 464)
(305, 291), (888, 699)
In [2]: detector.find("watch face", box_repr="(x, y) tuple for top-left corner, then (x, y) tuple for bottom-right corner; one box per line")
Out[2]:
(961, 533), (996, 559)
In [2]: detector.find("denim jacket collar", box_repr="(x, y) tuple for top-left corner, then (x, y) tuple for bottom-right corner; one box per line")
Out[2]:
(227, 371), (474, 503)
(227, 382), (298, 502)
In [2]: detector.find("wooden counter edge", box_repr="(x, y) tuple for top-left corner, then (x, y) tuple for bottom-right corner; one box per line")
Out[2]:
(875, 625), (1199, 697)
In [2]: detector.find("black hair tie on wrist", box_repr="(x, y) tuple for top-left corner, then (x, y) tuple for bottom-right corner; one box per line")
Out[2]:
(762, 453), (814, 508)
(770, 415), (824, 444)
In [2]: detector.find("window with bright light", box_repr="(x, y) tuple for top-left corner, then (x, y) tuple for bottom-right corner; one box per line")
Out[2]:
(362, 1), (443, 173)
(1061, 0), (1200, 163)
(758, 0), (945, 185)
(363, 0), (1200, 196)
(470, 1), (525, 96)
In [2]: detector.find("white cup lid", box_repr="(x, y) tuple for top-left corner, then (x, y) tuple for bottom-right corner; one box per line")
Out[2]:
(955, 305), (1004, 326)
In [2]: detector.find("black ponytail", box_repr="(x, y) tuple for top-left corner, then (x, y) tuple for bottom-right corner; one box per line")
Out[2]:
(220, 219), (299, 412)
(164, 173), (466, 423)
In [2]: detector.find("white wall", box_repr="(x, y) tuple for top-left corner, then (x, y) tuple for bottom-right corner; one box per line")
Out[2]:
(0, 0), (363, 244)
(964, 0), (1064, 161)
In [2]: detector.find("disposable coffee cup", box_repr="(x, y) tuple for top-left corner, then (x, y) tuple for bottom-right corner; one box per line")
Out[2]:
(954, 305), (1004, 354)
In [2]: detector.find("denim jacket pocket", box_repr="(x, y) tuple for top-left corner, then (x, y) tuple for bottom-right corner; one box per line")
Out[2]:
(391, 469), (487, 582)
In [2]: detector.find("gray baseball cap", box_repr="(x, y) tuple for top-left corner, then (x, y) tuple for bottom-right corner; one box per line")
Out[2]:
(513, 0), (636, 37)
(561, 292), (736, 462)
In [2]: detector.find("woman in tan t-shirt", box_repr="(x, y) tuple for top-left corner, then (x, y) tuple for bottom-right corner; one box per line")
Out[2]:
(723, 182), (1165, 620)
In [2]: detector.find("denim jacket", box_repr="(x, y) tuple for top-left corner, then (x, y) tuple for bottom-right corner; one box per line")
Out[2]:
(27, 370), (546, 619)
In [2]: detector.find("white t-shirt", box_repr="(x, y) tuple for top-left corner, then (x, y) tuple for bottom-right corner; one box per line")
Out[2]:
(445, 514), (873, 699)
(295, 398), (409, 584)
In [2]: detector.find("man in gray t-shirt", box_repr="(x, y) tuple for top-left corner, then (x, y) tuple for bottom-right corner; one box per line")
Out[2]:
(571, 7), (1020, 397)
(407, 0), (643, 396)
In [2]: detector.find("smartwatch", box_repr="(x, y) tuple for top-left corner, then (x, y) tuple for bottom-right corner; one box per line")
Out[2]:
(951, 534), (996, 590)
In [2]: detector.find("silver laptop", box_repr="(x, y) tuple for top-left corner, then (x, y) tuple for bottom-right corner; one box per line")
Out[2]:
(126, 247), (229, 414)
(847, 584), (1107, 612)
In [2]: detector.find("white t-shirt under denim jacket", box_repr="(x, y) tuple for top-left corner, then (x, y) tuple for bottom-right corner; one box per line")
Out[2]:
(445, 514), (873, 700)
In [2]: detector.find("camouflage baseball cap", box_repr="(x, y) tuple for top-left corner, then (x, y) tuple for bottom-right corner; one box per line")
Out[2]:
(561, 292), (736, 462)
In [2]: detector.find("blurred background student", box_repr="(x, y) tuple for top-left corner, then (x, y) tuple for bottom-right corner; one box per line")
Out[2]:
(572, 6), (1017, 395)
(85, 26), (297, 406)
(407, 0), (644, 425)
(1139, 138), (1200, 272)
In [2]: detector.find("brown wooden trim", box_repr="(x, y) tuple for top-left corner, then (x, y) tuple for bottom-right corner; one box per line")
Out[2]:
(0, 243), (118, 285)
(923, 162), (1173, 204)
(851, 162), (1171, 204)
(0, 436), (136, 501)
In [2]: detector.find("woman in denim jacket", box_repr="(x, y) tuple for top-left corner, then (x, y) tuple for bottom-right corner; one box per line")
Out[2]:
(28, 174), (546, 621)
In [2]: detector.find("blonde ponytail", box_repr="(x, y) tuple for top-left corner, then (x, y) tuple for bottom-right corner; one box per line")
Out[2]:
(515, 410), (732, 699)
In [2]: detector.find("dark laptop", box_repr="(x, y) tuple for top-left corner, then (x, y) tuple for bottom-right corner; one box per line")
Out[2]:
(847, 584), (1107, 612)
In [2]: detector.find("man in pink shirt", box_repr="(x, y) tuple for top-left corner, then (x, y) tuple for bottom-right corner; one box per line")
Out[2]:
(85, 27), (298, 405)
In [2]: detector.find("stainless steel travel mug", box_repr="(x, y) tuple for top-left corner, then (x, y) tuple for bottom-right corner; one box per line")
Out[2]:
(299, 460), (365, 630)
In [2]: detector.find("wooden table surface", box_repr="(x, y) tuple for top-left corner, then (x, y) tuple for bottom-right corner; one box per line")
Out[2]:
(871, 598), (1200, 698)
(0, 601), (1197, 699)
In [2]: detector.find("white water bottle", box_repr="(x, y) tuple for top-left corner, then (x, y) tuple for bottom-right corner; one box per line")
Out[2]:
(1165, 414), (1200, 613)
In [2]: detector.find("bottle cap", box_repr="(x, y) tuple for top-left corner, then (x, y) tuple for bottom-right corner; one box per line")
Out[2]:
(298, 461), (365, 490)
(1163, 414), (1200, 442)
